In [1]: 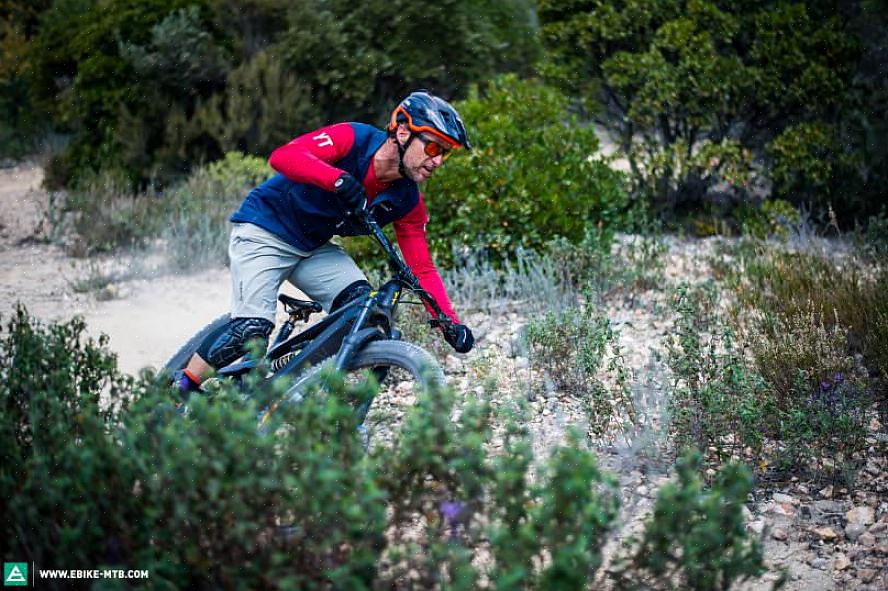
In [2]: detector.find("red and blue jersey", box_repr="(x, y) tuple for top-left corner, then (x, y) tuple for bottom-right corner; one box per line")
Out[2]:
(230, 122), (458, 321)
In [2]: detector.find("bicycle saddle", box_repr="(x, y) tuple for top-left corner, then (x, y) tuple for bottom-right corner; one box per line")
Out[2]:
(278, 293), (323, 313)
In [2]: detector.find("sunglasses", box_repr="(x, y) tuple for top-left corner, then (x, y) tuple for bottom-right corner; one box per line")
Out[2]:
(415, 134), (452, 160)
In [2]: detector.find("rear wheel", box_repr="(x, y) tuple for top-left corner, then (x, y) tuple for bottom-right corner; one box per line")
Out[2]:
(161, 313), (230, 375)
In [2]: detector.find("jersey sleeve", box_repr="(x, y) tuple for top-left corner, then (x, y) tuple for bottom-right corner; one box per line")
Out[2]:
(268, 123), (355, 191)
(393, 194), (459, 323)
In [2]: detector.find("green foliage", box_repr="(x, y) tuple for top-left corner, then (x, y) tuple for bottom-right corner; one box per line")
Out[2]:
(539, 0), (871, 220)
(666, 282), (774, 469)
(525, 297), (636, 441)
(380, 387), (620, 590)
(29, 0), (217, 178)
(1, 308), (387, 589)
(61, 170), (164, 256)
(24, 0), (538, 184)
(0, 0), (51, 157)
(736, 198), (802, 240)
(854, 207), (888, 262)
(843, 2), (888, 221)
(2, 308), (782, 588)
(721, 241), (888, 394)
(425, 75), (630, 262)
(666, 279), (874, 479)
(532, 430), (619, 588)
(614, 450), (772, 591)
(767, 122), (862, 209)
(118, 6), (229, 94)
(188, 49), (322, 156)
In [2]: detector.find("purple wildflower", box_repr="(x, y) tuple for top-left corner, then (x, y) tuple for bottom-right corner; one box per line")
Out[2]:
(440, 500), (464, 522)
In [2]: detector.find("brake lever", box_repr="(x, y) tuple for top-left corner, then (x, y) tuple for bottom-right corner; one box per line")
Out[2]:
(429, 316), (455, 333)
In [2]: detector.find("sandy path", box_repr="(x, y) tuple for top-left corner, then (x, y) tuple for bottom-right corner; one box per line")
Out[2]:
(0, 164), (232, 374)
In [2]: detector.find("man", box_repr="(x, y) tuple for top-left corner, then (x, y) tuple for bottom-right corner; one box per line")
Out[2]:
(177, 91), (475, 394)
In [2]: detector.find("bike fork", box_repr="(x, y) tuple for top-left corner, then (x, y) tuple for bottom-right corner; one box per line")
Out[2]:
(334, 294), (377, 371)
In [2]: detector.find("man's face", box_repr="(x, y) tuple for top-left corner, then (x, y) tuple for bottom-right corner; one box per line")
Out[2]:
(398, 127), (451, 183)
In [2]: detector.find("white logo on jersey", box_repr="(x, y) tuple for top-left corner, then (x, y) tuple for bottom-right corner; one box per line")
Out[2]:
(312, 132), (333, 147)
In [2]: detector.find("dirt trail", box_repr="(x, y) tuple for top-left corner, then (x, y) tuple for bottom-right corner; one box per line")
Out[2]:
(0, 163), (233, 374)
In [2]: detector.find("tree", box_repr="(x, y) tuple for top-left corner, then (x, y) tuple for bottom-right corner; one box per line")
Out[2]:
(25, 0), (540, 185)
(539, 0), (863, 219)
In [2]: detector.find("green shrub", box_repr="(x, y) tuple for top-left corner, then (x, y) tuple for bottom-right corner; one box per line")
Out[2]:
(51, 150), (273, 266)
(525, 297), (636, 441)
(736, 198), (802, 240)
(62, 170), (164, 256)
(614, 450), (773, 591)
(378, 385), (620, 591)
(124, 372), (386, 590)
(2, 308), (386, 589)
(425, 75), (630, 263)
(4, 308), (784, 589)
(719, 241), (888, 398)
(750, 304), (869, 406)
(666, 281), (873, 479)
(666, 283), (774, 470)
(0, 306), (133, 574)
(29, 0), (538, 185)
(855, 207), (888, 262)
(767, 122), (862, 211)
(539, 0), (865, 220)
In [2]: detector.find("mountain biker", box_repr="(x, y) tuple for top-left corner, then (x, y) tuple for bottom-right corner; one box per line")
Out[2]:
(176, 91), (475, 395)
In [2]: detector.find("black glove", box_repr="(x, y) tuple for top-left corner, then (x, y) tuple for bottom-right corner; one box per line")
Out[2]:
(333, 173), (366, 213)
(444, 323), (474, 353)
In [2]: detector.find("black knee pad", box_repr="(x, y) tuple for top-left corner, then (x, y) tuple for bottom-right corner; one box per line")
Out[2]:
(331, 280), (372, 312)
(196, 317), (274, 369)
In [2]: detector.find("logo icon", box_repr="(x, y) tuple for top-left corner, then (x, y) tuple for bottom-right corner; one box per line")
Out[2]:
(3, 563), (27, 587)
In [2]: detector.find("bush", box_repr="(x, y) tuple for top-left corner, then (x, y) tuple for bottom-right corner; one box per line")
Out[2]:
(1, 308), (387, 589)
(525, 297), (636, 441)
(855, 207), (888, 262)
(666, 281), (873, 479)
(614, 449), (773, 591)
(767, 122), (862, 211)
(3, 308), (782, 589)
(539, 0), (871, 221)
(160, 151), (274, 270)
(27, 0), (538, 185)
(736, 198), (802, 240)
(377, 383), (621, 590)
(665, 283), (774, 470)
(720, 241), (888, 397)
(61, 170), (164, 256)
(424, 75), (630, 263)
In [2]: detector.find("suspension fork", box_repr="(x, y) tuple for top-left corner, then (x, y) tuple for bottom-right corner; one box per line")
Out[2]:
(334, 292), (379, 371)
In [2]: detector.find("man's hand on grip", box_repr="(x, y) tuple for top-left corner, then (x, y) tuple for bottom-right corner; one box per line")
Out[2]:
(333, 173), (366, 213)
(443, 323), (474, 353)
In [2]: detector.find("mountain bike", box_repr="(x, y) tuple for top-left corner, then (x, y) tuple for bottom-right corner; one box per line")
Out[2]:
(162, 207), (458, 432)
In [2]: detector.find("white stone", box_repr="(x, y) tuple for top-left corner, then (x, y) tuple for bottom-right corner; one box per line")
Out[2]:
(846, 506), (875, 526)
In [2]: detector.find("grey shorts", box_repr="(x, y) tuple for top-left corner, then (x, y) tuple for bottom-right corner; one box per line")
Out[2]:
(228, 222), (366, 322)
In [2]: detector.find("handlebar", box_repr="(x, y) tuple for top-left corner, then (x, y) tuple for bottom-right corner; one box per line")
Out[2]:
(352, 207), (454, 330)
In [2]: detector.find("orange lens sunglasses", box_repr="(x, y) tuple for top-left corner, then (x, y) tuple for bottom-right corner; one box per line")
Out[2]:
(415, 134), (452, 160)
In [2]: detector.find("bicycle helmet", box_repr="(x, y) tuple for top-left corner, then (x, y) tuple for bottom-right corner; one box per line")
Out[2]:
(388, 91), (472, 151)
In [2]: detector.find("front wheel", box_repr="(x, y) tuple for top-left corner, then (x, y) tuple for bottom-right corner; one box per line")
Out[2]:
(260, 340), (445, 442)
